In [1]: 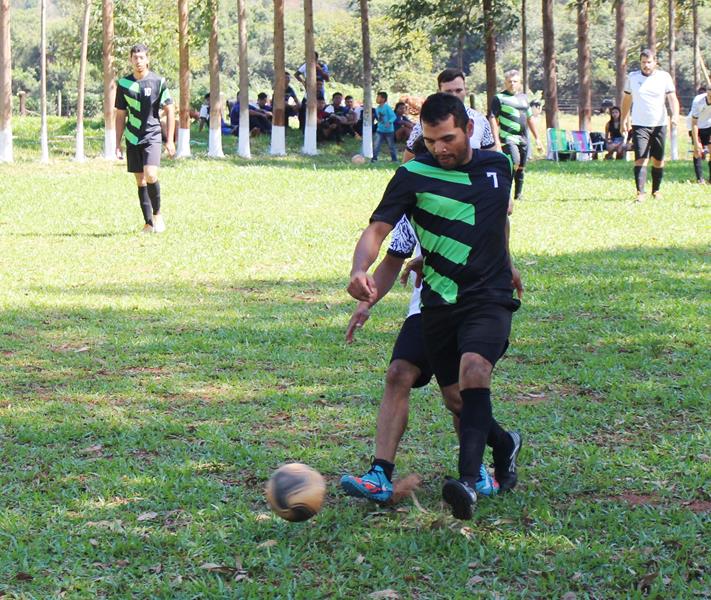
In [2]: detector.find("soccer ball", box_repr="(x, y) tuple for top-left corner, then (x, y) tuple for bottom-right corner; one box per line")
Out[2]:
(265, 463), (326, 522)
(351, 153), (366, 165)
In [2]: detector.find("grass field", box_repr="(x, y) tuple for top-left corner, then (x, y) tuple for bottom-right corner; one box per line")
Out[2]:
(0, 118), (709, 599)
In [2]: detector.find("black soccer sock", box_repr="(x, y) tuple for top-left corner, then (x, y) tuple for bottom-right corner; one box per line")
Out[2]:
(651, 167), (663, 194)
(147, 181), (161, 214)
(634, 166), (647, 193)
(693, 156), (703, 181)
(708, 160), (711, 182)
(487, 419), (513, 460)
(137, 186), (153, 225)
(458, 388), (492, 486)
(373, 458), (395, 482)
(514, 169), (524, 199)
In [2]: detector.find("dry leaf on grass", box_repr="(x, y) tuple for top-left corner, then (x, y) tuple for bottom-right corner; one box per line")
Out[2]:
(137, 511), (159, 522)
(637, 571), (659, 592)
(369, 590), (399, 599)
(15, 572), (33, 581)
(386, 473), (422, 505)
(257, 540), (277, 548)
(467, 575), (485, 586)
(355, 554), (365, 565)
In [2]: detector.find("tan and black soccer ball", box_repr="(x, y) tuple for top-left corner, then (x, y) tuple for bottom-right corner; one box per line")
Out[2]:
(265, 463), (326, 522)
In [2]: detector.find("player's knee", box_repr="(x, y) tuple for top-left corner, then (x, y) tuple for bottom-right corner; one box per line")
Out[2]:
(145, 174), (158, 184)
(442, 390), (462, 415)
(459, 353), (492, 387)
(385, 360), (420, 390)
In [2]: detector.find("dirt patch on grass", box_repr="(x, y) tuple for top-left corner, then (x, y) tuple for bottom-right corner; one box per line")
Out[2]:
(618, 493), (662, 506)
(611, 494), (711, 513)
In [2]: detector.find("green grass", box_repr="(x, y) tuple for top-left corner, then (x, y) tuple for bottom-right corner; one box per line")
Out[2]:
(0, 119), (709, 599)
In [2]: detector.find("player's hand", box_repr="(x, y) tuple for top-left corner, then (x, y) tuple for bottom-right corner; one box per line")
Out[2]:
(535, 139), (543, 153)
(345, 303), (371, 343)
(348, 270), (377, 303)
(511, 266), (524, 299)
(670, 114), (679, 127)
(115, 146), (123, 160)
(400, 256), (423, 288)
(165, 141), (176, 159)
(507, 196), (514, 215)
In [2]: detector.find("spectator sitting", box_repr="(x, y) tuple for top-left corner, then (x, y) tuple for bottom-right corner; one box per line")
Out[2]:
(256, 92), (273, 119)
(283, 72), (301, 118)
(317, 97), (343, 142)
(199, 93), (210, 132)
(229, 94), (272, 136)
(325, 92), (357, 135)
(604, 105), (627, 160)
(394, 101), (414, 143)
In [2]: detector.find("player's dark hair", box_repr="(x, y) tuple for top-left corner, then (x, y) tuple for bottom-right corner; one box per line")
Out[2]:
(640, 48), (655, 60)
(377, 91), (388, 101)
(257, 92), (268, 100)
(437, 68), (466, 88)
(130, 43), (149, 56)
(420, 92), (469, 132)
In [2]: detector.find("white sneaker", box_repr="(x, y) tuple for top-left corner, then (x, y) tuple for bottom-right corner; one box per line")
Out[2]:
(153, 213), (166, 233)
(142, 224), (154, 234)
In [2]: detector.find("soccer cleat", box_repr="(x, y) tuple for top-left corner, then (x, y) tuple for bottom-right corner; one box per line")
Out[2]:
(153, 213), (166, 233)
(652, 191), (663, 200)
(495, 431), (522, 493)
(475, 464), (499, 497)
(442, 477), (477, 520)
(340, 465), (393, 504)
(142, 224), (154, 234)
(635, 192), (646, 203)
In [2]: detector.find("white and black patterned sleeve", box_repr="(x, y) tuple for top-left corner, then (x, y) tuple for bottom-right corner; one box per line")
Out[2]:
(478, 113), (496, 149)
(387, 216), (418, 258)
(405, 122), (422, 152)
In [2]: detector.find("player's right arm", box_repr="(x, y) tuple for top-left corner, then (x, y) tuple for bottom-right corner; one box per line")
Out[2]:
(114, 109), (126, 159)
(691, 116), (702, 154)
(348, 221), (393, 303)
(620, 78), (633, 133)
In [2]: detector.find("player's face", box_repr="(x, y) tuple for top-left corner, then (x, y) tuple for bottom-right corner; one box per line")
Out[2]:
(422, 115), (473, 170)
(130, 51), (149, 75)
(505, 76), (520, 93)
(439, 77), (466, 102)
(640, 55), (656, 75)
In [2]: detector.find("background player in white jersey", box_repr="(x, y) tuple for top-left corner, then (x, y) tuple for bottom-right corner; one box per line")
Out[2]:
(690, 85), (711, 184)
(621, 49), (680, 202)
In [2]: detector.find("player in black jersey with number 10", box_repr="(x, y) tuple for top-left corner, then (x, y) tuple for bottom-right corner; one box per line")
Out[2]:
(349, 93), (523, 520)
(115, 44), (175, 234)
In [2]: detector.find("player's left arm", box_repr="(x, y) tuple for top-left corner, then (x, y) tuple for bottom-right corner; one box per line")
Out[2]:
(505, 217), (523, 299)
(349, 221), (394, 303)
(667, 91), (680, 126)
(527, 111), (543, 150)
(161, 82), (176, 157)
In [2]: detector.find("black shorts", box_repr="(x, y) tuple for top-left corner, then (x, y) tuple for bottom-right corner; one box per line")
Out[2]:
(503, 140), (528, 169)
(632, 126), (666, 161)
(699, 127), (711, 147)
(126, 142), (162, 173)
(390, 314), (433, 389)
(421, 297), (520, 387)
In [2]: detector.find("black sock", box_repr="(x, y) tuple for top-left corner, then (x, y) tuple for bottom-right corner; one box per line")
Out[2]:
(373, 458), (395, 482)
(137, 186), (152, 225)
(651, 167), (663, 194)
(514, 169), (524, 199)
(708, 161), (711, 182)
(487, 419), (513, 459)
(147, 181), (161, 214)
(634, 166), (647, 193)
(693, 157), (703, 181)
(458, 388), (492, 486)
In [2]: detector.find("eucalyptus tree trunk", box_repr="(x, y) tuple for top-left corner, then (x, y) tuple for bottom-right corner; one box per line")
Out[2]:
(668, 0), (675, 82)
(237, 0), (251, 157)
(39, 0), (49, 163)
(176, 0), (191, 157)
(359, 0), (373, 158)
(74, 0), (90, 162)
(521, 0), (528, 93)
(102, 0), (115, 159)
(647, 0), (656, 51)
(0, 0), (12, 162)
(207, 0), (223, 157)
(457, 32), (464, 72)
(302, 0), (317, 155)
(542, 0), (558, 130)
(483, 0), (497, 111)
(615, 0), (626, 108)
(692, 0), (700, 88)
(270, 0), (286, 156)
(577, 0), (591, 130)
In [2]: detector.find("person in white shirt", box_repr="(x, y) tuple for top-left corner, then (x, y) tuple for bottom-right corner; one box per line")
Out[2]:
(690, 85), (711, 184)
(621, 49), (680, 202)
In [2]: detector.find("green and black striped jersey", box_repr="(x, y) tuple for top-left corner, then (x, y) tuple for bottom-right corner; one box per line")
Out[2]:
(115, 72), (172, 146)
(371, 151), (513, 308)
(490, 91), (532, 145)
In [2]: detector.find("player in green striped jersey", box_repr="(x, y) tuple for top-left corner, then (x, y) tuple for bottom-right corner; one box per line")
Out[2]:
(115, 44), (175, 234)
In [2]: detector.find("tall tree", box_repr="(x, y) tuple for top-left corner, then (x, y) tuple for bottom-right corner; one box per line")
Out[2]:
(577, 0), (592, 130)
(614, 0), (627, 108)
(236, 0), (250, 158)
(668, 0), (676, 82)
(207, 0), (223, 157)
(102, 0), (115, 159)
(483, 0), (497, 109)
(0, 0), (12, 163)
(359, 0), (373, 159)
(692, 0), (700, 88)
(648, 0), (657, 50)
(74, 0), (90, 162)
(521, 0), (528, 93)
(176, 0), (191, 157)
(302, 0), (317, 155)
(270, 0), (286, 156)
(542, 0), (558, 129)
(39, 0), (49, 163)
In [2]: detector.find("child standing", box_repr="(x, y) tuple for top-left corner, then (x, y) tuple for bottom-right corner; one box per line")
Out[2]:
(373, 91), (397, 162)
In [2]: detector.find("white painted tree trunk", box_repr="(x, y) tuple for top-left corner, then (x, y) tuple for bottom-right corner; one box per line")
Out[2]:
(74, 123), (85, 163)
(207, 0), (223, 158)
(271, 125), (286, 156)
(302, 0), (317, 155)
(359, 0), (373, 158)
(39, 0), (49, 163)
(0, 127), (12, 163)
(0, 0), (13, 162)
(237, 0), (250, 159)
(104, 128), (116, 158)
(102, 0), (115, 159)
(74, 0), (90, 162)
(208, 126), (223, 157)
(177, 128), (191, 157)
(176, 0), (191, 158)
(271, 0), (286, 156)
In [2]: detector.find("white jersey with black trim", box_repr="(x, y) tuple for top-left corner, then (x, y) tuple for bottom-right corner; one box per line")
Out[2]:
(386, 216), (422, 317)
(406, 107), (495, 152)
(690, 93), (711, 130)
(624, 69), (675, 127)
